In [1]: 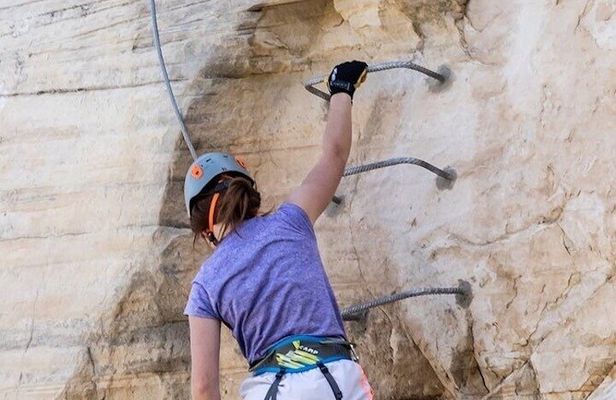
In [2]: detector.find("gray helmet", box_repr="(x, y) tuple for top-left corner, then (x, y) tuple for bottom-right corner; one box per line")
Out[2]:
(184, 152), (253, 217)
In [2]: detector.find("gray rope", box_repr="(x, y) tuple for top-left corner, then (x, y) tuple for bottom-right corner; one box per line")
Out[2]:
(148, 0), (198, 161)
(304, 60), (447, 101)
(341, 286), (465, 321)
(344, 157), (455, 181)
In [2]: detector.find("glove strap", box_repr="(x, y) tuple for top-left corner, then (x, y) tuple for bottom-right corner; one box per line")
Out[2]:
(329, 80), (353, 93)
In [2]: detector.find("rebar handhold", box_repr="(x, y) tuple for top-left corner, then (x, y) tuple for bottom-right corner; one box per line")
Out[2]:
(455, 279), (472, 308)
(429, 65), (453, 93)
(436, 167), (457, 190)
(304, 60), (450, 100)
(326, 194), (345, 218)
(342, 310), (368, 322)
(436, 65), (451, 82)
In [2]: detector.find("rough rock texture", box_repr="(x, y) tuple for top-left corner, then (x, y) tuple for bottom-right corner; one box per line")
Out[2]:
(1, 0), (614, 399)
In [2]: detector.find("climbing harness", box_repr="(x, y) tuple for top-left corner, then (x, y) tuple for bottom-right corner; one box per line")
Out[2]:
(250, 335), (357, 400)
(304, 61), (449, 101)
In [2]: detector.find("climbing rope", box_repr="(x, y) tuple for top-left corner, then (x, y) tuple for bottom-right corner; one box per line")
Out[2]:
(344, 157), (455, 180)
(341, 281), (470, 321)
(148, 0), (198, 160)
(304, 61), (448, 101)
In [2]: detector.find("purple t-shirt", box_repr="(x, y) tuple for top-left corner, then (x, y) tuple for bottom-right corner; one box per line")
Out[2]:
(184, 202), (346, 364)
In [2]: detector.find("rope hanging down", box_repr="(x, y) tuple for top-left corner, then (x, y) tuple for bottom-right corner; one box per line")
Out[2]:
(341, 281), (471, 321)
(149, 0), (198, 160)
(304, 61), (448, 101)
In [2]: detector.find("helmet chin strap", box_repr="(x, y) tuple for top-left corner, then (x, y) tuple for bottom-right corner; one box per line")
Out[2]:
(205, 192), (221, 246)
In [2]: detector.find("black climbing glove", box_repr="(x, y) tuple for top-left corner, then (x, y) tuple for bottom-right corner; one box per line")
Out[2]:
(327, 60), (368, 99)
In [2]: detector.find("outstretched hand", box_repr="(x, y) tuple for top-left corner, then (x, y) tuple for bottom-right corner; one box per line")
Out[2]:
(326, 60), (368, 99)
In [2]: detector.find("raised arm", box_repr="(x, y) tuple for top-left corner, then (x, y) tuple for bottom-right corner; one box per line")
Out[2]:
(189, 317), (221, 400)
(288, 61), (367, 224)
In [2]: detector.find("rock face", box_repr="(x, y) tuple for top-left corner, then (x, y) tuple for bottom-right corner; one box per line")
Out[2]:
(1, 0), (614, 399)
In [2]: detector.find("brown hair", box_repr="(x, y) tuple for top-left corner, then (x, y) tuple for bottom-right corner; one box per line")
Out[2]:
(189, 175), (261, 245)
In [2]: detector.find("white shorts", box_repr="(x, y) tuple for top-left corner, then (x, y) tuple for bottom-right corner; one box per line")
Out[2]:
(240, 360), (374, 400)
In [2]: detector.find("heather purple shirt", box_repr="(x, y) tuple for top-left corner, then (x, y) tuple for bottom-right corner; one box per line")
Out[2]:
(184, 202), (346, 364)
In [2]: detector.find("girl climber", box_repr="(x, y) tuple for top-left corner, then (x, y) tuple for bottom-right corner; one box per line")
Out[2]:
(183, 61), (373, 400)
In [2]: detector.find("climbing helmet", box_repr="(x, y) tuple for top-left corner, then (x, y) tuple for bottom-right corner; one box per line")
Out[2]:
(183, 152), (253, 218)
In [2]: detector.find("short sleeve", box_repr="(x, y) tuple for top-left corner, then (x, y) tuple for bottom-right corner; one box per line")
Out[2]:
(184, 282), (219, 319)
(277, 202), (315, 235)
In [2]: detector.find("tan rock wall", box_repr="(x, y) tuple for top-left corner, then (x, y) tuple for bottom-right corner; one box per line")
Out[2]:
(1, 0), (614, 399)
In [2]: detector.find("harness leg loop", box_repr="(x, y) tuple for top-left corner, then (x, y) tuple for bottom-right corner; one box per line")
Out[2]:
(317, 362), (343, 400)
(264, 369), (285, 400)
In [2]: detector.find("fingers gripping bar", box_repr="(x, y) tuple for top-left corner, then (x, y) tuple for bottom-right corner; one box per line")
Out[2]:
(304, 60), (448, 101)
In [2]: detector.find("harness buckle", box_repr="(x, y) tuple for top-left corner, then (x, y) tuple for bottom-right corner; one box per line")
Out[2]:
(349, 342), (359, 362)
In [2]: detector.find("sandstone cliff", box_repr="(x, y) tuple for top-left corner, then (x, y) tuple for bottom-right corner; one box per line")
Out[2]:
(1, 0), (614, 399)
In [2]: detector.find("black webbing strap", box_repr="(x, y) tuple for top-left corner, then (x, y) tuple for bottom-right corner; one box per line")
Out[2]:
(318, 362), (343, 400)
(264, 369), (285, 400)
(262, 364), (344, 400)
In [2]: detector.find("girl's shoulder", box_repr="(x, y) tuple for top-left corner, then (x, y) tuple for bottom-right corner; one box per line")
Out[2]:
(274, 202), (314, 235)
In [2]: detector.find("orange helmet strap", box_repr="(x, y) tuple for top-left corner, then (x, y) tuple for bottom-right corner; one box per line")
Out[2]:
(208, 192), (221, 235)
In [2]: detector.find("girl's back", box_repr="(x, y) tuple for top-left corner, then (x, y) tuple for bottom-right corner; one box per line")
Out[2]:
(185, 203), (345, 365)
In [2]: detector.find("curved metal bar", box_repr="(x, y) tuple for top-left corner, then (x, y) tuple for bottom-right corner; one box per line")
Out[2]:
(344, 157), (455, 181)
(341, 282), (470, 321)
(304, 60), (447, 101)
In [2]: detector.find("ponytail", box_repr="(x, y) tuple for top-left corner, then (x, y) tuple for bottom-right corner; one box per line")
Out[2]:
(189, 175), (261, 245)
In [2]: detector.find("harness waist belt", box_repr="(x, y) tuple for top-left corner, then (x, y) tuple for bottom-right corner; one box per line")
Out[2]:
(249, 335), (357, 375)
